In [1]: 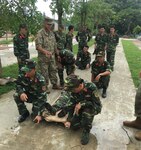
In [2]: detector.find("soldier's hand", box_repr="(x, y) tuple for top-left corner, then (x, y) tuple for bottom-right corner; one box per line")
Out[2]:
(44, 50), (52, 58)
(20, 93), (28, 102)
(86, 64), (90, 69)
(64, 121), (71, 128)
(74, 102), (81, 115)
(95, 74), (101, 82)
(33, 115), (42, 124)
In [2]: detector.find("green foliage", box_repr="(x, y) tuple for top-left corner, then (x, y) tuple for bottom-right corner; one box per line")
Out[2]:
(133, 25), (141, 35)
(122, 40), (141, 87)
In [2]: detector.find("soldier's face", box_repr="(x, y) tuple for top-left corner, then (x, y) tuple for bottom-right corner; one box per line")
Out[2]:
(97, 56), (104, 63)
(20, 28), (27, 35)
(83, 47), (88, 53)
(25, 69), (35, 78)
(99, 28), (105, 33)
(44, 21), (52, 31)
(72, 83), (84, 93)
(110, 28), (115, 33)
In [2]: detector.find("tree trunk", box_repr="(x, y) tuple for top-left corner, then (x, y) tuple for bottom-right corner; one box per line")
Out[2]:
(0, 58), (2, 77)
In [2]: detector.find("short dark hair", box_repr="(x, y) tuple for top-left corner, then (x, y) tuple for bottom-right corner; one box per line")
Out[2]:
(19, 24), (27, 30)
(110, 25), (115, 29)
(98, 24), (105, 29)
(83, 45), (89, 49)
(68, 25), (74, 31)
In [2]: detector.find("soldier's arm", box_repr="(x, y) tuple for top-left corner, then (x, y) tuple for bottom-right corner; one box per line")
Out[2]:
(75, 32), (79, 42)
(13, 36), (20, 57)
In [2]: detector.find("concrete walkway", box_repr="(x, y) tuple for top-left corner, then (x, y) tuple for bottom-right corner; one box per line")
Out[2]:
(0, 39), (141, 149)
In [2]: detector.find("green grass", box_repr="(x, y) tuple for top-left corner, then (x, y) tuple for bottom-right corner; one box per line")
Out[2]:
(0, 39), (13, 45)
(122, 40), (141, 87)
(0, 39), (94, 95)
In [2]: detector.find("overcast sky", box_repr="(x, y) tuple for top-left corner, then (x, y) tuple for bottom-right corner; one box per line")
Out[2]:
(36, 0), (57, 19)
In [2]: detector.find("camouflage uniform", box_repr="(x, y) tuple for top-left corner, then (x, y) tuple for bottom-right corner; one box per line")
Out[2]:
(106, 33), (119, 70)
(75, 51), (91, 70)
(35, 28), (58, 86)
(65, 32), (73, 51)
(91, 59), (111, 90)
(76, 30), (91, 52)
(13, 34), (29, 71)
(94, 33), (107, 55)
(13, 62), (47, 117)
(58, 49), (75, 86)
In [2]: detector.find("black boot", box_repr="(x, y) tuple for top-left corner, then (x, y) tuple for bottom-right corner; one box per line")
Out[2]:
(102, 88), (107, 98)
(18, 111), (30, 123)
(81, 129), (90, 145)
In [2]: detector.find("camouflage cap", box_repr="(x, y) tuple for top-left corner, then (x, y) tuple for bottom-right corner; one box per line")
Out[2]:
(44, 16), (53, 25)
(21, 59), (36, 72)
(64, 74), (83, 91)
(96, 51), (105, 57)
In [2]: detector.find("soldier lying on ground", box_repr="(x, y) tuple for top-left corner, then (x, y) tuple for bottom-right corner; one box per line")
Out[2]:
(34, 74), (102, 145)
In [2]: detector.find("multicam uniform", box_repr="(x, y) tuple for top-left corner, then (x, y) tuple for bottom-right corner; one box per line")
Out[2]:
(13, 34), (29, 70)
(65, 32), (73, 51)
(91, 60), (111, 90)
(106, 33), (119, 70)
(75, 51), (91, 70)
(35, 28), (58, 86)
(13, 72), (47, 116)
(94, 33), (107, 55)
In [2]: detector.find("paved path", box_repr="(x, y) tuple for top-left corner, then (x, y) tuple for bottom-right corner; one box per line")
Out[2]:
(0, 39), (141, 149)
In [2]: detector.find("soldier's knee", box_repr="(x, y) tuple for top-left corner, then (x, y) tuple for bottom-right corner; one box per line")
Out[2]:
(13, 93), (20, 102)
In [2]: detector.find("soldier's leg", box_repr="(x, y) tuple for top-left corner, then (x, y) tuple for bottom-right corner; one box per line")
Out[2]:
(106, 51), (111, 64)
(71, 114), (81, 130)
(66, 65), (75, 75)
(101, 76), (110, 98)
(110, 50), (116, 71)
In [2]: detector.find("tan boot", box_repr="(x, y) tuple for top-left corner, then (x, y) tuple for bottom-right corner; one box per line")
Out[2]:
(135, 131), (141, 141)
(123, 117), (141, 129)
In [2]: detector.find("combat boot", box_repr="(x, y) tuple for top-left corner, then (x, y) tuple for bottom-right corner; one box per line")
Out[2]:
(81, 129), (90, 145)
(18, 111), (30, 123)
(102, 88), (107, 98)
(135, 131), (141, 141)
(123, 117), (141, 129)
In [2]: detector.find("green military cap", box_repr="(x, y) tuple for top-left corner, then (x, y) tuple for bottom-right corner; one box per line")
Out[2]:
(21, 59), (36, 72)
(64, 74), (83, 91)
(96, 51), (105, 57)
(44, 16), (53, 25)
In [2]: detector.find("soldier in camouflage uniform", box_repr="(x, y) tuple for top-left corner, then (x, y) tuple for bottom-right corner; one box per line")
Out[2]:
(76, 26), (91, 53)
(65, 25), (74, 52)
(91, 51), (111, 98)
(35, 17), (62, 93)
(57, 49), (75, 86)
(106, 26), (119, 71)
(54, 25), (66, 87)
(75, 45), (91, 70)
(13, 59), (50, 123)
(13, 24), (29, 72)
(93, 25), (107, 55)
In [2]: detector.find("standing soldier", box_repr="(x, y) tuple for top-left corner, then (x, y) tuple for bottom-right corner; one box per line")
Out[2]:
(57, 49), (75, 87)
(76, 26), (91, 53)
(13, 59), (50, 123)
(54, 25), (66, 87)
(35, 17), (62, 93)
(65, 25), (74, 52)
(75, 45), (91, 70)
(13, 24), (29, 72)
(91, 51), (111, 98)
(106, 26), (119, 71)
(93, 25), (107, 55)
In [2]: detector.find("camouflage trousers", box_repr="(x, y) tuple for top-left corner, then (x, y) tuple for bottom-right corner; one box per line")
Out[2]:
(71, 107), (95, 131)
(75, 60), (88, 70)
(106, 49), (116, 70)
(94, 75), (110, 90)
(17, 56), (29, 72)
(13, 92), (45, 116)
(135, 81), (141, 118)
(38, 57), (58, 86)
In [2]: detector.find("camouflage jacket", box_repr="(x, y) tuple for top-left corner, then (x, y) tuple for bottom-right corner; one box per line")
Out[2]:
(76, 51), (91, 64)
(76, 31), (90, 42)
(15, 72), (47, 115)
(53, 82), (102, 121)
(13, 34), (29, 60)
(91, 60), (111, 76)
(59, 49), (75, 65)
(107, 33), (119, 51)
(95, 33), (108, 50)
(65, 32), (73, 51)
(54, 31), (66, 50)
(35, 28), (57, 61)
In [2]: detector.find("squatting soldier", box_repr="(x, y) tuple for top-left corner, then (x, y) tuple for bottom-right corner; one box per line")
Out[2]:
(106, 26), (119, 71)
(54, 25), (66, 87)
(13, 24), (29, 71)
(57, 49), (75, 86)
(65, 25), (74, 51)
(75, 45), (91, 70)
(76, 26), (91, 52)
(93, 25), (107, 55)
(13, 59), (49, 123)
(91, 51), (111, 98)
(35, 17), (62, 93)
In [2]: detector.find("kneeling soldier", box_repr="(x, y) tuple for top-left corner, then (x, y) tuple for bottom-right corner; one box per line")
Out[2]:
(91, 51), (111, 98)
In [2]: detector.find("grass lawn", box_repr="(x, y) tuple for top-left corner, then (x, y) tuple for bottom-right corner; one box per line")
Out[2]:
(0, 38), (94, 96)
(122, 40), (141, 87)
